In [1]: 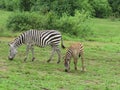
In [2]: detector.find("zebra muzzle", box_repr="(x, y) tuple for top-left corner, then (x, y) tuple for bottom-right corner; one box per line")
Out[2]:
(8, 57), (13, 60)
(65, 69), (68, 72)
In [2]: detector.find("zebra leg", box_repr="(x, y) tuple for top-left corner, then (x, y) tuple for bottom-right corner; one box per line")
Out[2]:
(24, 45), (30, 61)
(47, 47), (55, 63)
(80, 53), (86, 72)
(74, 58), (78, 70)
(31, 46), (35, 61)
(55, 47), (61, 64)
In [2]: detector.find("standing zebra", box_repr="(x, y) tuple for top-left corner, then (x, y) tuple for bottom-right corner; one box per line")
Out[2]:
(64, 43), (86, 72)
(8, 30), (65, 63)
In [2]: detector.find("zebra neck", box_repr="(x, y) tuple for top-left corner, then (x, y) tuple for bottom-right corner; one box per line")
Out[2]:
(13, 37), (23, 48)
(66, 52), (72, 60)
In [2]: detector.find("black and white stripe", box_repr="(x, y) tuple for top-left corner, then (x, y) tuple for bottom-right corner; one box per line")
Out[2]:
(9, 29), (65, 63)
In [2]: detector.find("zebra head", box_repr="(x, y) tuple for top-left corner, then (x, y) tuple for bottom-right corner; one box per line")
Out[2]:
(64, 58), (70, 72)
(8, 42), (17, 60)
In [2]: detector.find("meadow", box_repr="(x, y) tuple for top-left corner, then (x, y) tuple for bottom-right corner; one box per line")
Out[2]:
(0, 10), (120, 90)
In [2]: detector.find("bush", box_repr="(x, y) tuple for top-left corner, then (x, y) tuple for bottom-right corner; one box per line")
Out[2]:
(0, 0), (5, 9)
(56, 11), (92, 38)
(31, 0), (93, 17)
(41, 11), (59, 30)
(7, 11), (92, 38)
(0, 0), (20, 11)
(19, 0), (36, 11)
(7, 12), (42, 31)
(90, 0), (112, 18)
(7, 11), (58, 31)
(108, 0), (120, 18)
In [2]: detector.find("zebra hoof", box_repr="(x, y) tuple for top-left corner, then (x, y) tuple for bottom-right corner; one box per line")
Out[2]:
(75, 67), (77, 70)
(65, 69), (68, 72)
(24, 58), (27, 62)
(32, 57), (35, 61)
(57, 61), (60, 64)
(47, 59), (51, 63)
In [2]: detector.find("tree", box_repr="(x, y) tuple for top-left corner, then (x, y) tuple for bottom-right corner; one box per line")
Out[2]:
(19, 0), (36, 11)
(89, 0), (112, 18)
(108, 0), (120, 17)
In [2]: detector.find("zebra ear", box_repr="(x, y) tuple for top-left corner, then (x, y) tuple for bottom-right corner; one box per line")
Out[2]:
(8, 43), (10, 46)
(8, 42), (14, 46)
(8, 42), (12, 46)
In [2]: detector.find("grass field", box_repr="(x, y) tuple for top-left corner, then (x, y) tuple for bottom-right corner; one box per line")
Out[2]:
(0, 10), (120, 90)
(89, 18), (120, 43)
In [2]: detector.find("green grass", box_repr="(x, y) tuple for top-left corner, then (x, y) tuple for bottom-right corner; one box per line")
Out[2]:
(88, 18), (120, 43)
(0, 40), (120, 90)
(0, 10), (120, 90)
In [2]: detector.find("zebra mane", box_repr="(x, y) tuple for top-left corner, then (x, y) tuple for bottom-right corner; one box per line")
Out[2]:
(12, 34), (24, 48)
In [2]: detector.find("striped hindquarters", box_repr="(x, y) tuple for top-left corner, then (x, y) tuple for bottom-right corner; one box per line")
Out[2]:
(24, 30), (62, 47)
(40, 30), (62, 46)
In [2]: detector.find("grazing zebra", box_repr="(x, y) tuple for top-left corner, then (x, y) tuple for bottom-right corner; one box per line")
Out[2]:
(64, 43), (86, 72)
(8, 29), (65, 63)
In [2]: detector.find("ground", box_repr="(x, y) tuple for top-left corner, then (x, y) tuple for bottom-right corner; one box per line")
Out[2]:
(0, 39), (120, 90)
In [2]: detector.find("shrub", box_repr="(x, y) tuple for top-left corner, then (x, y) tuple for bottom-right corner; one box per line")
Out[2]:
(56, 11), (92, 38)
(2, 0), (20, 11)
(41, 11), (59, 30)
(7, 11), (92, 38)
(31, 0), (93, 17)
(7, 11), (58, 31)
(19, 0), (36, 11)
(7, 12), (42, 31)
(0, 0), (5, 9)
(108, 0), (120, 18)
(90, 0), (112, 18)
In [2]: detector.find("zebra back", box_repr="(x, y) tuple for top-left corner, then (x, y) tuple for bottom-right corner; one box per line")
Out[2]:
(12, 30), (65, 48)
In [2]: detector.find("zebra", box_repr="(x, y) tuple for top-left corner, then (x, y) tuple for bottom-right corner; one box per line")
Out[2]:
(64, 43), (86, 72)
(8, 29), (65, 63)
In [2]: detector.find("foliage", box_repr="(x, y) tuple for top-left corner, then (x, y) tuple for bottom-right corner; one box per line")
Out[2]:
(0, 0), (5, 9)
(89, 0), (112, 18)
(108, 0), (120, 17)
(31, 0), (93, 16)
(19, 0), (36, 11)
(7, 12), (42, 31)
(1, 0), (120, 18)
(0, 0), (20, 11)
(6, 11), (59, 31)
(56, 11), (92, 38)
(6, 11), (92, 38)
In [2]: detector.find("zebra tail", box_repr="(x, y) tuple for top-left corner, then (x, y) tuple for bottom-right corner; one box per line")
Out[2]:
(61, 37), (65, 49)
